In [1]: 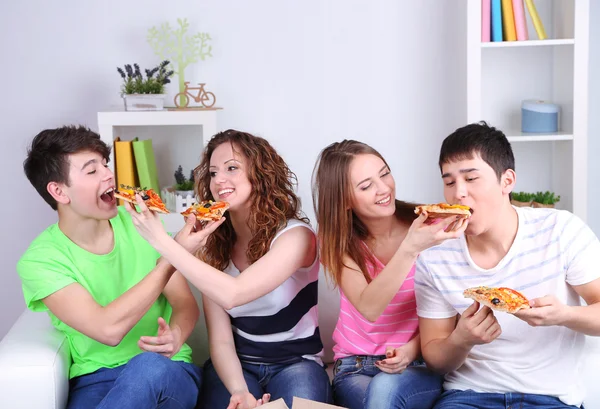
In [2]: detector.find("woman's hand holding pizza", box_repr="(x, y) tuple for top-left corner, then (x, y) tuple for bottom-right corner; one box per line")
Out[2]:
(451, 301), (502, 348)
(514, 295), (569, 327)
(173, 214), (226, 254)
(124, 194), (170, 247)
(226, 391), (271, 409)
(401, 212), (469, 256)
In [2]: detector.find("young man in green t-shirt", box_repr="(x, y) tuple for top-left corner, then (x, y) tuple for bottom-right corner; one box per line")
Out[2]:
(17, 126), (204, 409)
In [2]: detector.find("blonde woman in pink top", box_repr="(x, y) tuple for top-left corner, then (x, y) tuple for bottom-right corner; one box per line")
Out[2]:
(312, 140), (467, 409)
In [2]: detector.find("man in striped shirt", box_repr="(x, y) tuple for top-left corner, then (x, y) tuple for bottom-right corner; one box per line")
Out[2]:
(415, 122), (600, 409)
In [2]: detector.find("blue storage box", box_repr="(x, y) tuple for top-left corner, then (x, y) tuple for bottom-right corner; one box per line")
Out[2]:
(521, 100), (559, 133)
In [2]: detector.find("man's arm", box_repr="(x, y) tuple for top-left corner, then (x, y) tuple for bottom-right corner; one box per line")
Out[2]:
(42, 258), (175, 346)
(161, 271), (200, 351)
(567, 278), (600, 335)
(514, 214), (600, 334)
(515, 277), (600, 335)
(420, 302), (501, 374)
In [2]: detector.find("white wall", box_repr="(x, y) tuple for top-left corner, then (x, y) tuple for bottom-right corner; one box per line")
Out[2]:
(588, 1), (600, 236)
(0, 0), (466, 343)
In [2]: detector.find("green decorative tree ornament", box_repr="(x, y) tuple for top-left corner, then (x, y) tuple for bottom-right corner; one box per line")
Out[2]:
(147, 18), (213, 107)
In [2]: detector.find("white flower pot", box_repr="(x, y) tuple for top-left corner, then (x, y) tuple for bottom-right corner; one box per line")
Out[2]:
(161, 187), (197, 213)
(122, 94), (166, 111)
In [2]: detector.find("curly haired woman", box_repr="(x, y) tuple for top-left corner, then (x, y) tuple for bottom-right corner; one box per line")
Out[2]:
(126, 130), (332, 409)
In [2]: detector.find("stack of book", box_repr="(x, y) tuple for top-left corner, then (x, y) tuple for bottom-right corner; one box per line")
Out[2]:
(114, 137), (160, 204)
(482, 0), (547, 42)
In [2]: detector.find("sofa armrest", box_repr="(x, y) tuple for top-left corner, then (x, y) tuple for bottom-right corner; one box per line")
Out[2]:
(0, 308), (71, 409)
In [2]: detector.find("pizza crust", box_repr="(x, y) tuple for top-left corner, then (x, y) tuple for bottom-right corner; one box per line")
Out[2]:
(463, 286), (530, 314)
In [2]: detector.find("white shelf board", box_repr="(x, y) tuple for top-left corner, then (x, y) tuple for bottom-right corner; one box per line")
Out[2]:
(481, 39), (575, 48)
(506, 132), (573, 142)
(98, 107), (221, 126)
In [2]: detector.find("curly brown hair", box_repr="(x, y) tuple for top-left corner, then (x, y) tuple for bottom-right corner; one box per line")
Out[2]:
(195, 129), (309, 270)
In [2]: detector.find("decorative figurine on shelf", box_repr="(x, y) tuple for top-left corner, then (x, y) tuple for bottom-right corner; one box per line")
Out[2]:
(117, 61), (174, 111)
(173, 81), (216, 108)
(147, 18), (214, 109)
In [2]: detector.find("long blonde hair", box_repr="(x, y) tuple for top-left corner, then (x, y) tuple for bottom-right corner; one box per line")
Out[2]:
(312, 140), (419, 286)
(195, 129), (309, 270)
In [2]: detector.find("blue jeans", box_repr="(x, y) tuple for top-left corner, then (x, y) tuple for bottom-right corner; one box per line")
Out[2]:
(202, 358), (332, 408)
(433, 389), (584, 409)
(332, 355), (444, 409)
(67, 352), (202, 409)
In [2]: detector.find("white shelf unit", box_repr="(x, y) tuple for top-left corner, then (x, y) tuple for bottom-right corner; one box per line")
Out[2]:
(97, 108), (219, 232)
(467, 0), (589, 220)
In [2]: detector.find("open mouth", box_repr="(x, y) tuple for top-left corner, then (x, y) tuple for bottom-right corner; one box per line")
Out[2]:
(218, 188), (235, 198)
(100, 187), (115, 204)
(375, 195), (391, 205)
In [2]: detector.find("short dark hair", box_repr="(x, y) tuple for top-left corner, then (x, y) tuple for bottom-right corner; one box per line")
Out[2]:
(23, 125), (111, 210)
(439, 121), (515, 181)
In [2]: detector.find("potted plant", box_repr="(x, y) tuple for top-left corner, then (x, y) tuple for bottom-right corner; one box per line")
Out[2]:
(173, 165), (195, 196)
(117, 60), (174, 111)
(532, 191), (560, 208)
(511, 191), (534, 207)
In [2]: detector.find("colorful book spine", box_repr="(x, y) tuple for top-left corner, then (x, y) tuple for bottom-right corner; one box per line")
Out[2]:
(114, 138), (138, 205)
(501, 0), (517, 41)
(482, 0), (491, 42)
(132, 138), (160, 194)
(491, 0), (503, 42)
(512, 0), (528, 41)
(524, 0), (547, 40)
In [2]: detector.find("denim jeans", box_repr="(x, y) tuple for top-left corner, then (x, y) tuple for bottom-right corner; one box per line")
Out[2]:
(433, 389), (584, 409)
(202, 358), (332, 408)
(332, 355), (444, 409)
(67, 352), (202, 409)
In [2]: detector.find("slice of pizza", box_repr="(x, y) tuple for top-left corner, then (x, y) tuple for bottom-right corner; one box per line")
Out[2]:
(114, 184), (170, 214)
(463, 286), (530, 314)
(414, 203), (471, 219)
(181, 200), (230, 221)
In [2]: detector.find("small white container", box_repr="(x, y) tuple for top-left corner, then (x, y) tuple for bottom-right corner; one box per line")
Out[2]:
(122, 94), (166, 111)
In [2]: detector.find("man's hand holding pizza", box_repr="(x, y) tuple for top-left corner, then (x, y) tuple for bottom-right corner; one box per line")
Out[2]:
(450, 301), (502, 349)
(514, 295), (570, 327)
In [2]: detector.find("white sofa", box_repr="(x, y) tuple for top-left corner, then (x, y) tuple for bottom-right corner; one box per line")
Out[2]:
(0, 281), (341, 409)
(2, 283), (600, 409)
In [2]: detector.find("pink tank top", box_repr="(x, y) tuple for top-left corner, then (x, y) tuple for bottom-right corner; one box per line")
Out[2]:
(332, 254), (419, 361)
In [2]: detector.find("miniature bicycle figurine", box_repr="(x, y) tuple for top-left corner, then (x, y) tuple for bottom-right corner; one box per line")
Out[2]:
(174, 82), (216, 108)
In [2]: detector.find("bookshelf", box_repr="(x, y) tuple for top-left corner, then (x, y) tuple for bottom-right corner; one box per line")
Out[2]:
(467, 0), (589, 220)
(97, 108), (219, 232)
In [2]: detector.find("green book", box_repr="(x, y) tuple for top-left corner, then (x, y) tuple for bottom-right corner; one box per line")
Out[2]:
(132, 138), (160, 194)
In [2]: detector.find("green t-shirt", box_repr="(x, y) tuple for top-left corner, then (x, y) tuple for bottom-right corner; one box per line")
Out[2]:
(16, 206), (193, 378)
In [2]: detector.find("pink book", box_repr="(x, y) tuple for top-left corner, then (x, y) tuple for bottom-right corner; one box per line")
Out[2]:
(482, 0), (491, 42)
(512, 0), (528, 40)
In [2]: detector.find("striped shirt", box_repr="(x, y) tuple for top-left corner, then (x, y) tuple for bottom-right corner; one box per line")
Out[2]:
(415, 206), (600, 407)
(333, 253), (419, 361)
(224, 219), (324, 365)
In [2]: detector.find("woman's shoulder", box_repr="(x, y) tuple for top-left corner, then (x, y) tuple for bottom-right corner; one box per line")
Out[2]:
(272, 218), (315, 242)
